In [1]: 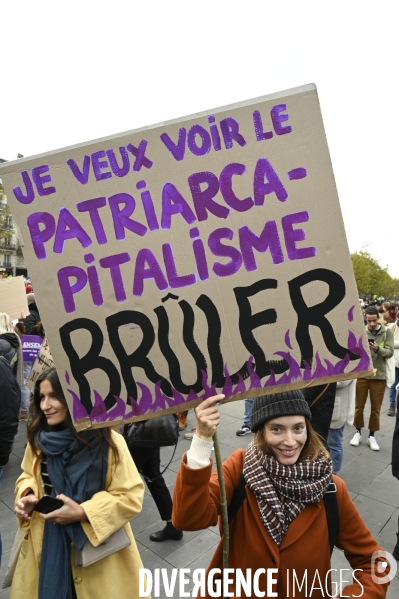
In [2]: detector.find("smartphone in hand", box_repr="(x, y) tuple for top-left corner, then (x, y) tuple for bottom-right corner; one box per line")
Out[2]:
(33, 495), (64, 514)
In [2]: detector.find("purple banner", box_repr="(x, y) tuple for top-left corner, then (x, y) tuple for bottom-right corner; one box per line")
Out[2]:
(22, 335), (43, 361)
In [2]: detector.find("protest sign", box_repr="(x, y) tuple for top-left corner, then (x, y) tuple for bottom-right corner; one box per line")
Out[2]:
(0, 276), (29, 321)
(26, 338), (54, 391)
(0, 84), (372, 430)
(21, 334), (43, 361)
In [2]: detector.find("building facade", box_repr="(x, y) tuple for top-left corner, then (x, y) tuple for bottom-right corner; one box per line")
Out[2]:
(0, 178), (28, 278)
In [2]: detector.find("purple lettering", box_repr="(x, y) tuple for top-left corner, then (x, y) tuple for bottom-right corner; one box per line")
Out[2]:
(126, 140), (153, 171)
(220, 163), (253, 212)
(288, 167), (307, 180)
(239, 221), (284, 271)
(67, 155), (90, 184)
(13, 171), (35, 204)
(53, 208), (92, 254)
(281, 211), (316, 260)
(160, 128), (186, 161)
(99, 252), (131, 302)
(187, 124), (211, 156)
(141, 189), (159, 231)
(253, 110), (273, 141)
(106, 147), (130, 177)
(92, 151), (112, 181)
(87, 265), (104, 307)
(208, 116), (222, 151)
(188, 171), (229, 222)
(32, 165), (56, 196)
(220, 117), (246, 149)
(192, 234), (209, 281)
(161, 183), (196, 229)
(77, 197), (108, 244)
(208, 227), (242, 277)
(108, 193), (147, 239)
(133, 249), (168, 296)
(57, 265), (88, 313)
(271, 104), (292, 135)
(162, 243), (196, 288)
(253, 158), (288, 205)
(27, 212), (56, 259)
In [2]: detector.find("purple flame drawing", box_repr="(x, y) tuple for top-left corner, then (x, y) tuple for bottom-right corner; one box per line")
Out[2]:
(66, 330), (371, 423)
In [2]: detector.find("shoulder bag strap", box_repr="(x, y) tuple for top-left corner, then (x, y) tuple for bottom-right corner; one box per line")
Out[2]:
(324, 481), (340, 555)
(310, 384), (330, 408)
(228, 472), (247, 524)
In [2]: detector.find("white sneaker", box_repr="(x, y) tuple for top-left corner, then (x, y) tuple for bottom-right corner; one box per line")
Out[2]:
(350, 432), (362, 446)
(367, 436), (380, 451)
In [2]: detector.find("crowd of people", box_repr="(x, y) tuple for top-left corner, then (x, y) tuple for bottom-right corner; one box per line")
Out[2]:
(0, 280), (398, 598)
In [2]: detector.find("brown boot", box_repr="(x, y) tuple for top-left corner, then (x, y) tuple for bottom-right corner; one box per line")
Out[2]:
(178, 411), (188, 431)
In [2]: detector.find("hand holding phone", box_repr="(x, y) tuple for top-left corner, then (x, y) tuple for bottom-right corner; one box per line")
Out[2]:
(33, 495), (64, 514)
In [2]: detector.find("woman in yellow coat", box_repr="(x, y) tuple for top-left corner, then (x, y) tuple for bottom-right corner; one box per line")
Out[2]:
(11, 367), (145, 599)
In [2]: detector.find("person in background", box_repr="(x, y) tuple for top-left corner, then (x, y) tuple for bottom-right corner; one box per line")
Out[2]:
(235, 397), (254, 436)
(387, 312), (399, 417)
(382, 302), (398, 325)
(350, 305), (394, 451)
(14, 321), (25, 338)
(126, 428), (183, 542)
(173, 391), (389, 598)
(0, 312), (23, 399)
(24, 293), (40, 334)
(177, 410), (188, 431)
(327, 380), (356, 474)
(19, 293), (41, 420)
(0, 351), (22, 568)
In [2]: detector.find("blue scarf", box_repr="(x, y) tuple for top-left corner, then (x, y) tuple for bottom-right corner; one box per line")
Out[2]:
(35, 429), (108, 599)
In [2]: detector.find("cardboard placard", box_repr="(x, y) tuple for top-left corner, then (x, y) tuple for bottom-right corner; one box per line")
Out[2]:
(21, 335), (43, 361)
(0, 276), (29, 321)
(0, 84), (372, 430)
(26, 338), (54, 391)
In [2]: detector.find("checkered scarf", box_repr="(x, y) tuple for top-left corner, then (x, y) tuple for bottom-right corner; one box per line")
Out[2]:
(242, 442), (333, 546)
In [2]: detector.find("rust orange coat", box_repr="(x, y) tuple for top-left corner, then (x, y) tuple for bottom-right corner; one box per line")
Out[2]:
(173, 449), (389, 598)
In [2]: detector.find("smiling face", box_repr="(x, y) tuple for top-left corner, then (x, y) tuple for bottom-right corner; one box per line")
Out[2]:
(263, 416), (307, 465)
(39, 379), (68, 426)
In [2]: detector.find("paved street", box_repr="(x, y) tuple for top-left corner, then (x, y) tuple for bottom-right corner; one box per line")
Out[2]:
(1, 389), (399, 598)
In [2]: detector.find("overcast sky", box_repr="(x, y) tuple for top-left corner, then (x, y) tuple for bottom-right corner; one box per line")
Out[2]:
(1, 1), (397, 278)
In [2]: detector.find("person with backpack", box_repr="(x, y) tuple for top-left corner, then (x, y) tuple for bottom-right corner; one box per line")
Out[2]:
(173, 390), (389, 598)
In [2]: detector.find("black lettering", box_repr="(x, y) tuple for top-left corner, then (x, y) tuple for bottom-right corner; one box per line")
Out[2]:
(106, 310), (171, 400)
(234, 279), (289, 378)
(154, 302), (206, 393)
(196, 294), (224, 386)
(288, 268), (358, 366)
(59, 318), (121, 414)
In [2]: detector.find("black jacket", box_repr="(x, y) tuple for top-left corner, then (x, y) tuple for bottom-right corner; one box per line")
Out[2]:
(0, 332), (19, 364)
(24, 301), (40, 335)
(302, 382), (337, 444)
(0, 357), (20, 467)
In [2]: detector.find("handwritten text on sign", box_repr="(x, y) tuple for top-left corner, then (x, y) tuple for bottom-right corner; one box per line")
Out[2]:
(1, 85), (371, 427)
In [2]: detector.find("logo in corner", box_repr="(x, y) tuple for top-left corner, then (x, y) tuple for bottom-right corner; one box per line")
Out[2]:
(371, 550), (397, 584)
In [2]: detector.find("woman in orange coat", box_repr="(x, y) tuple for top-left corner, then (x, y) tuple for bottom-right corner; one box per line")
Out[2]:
(173, 390), (389, 598)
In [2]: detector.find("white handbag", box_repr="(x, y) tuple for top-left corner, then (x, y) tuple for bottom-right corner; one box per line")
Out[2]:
(74, 527), (131, 568)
